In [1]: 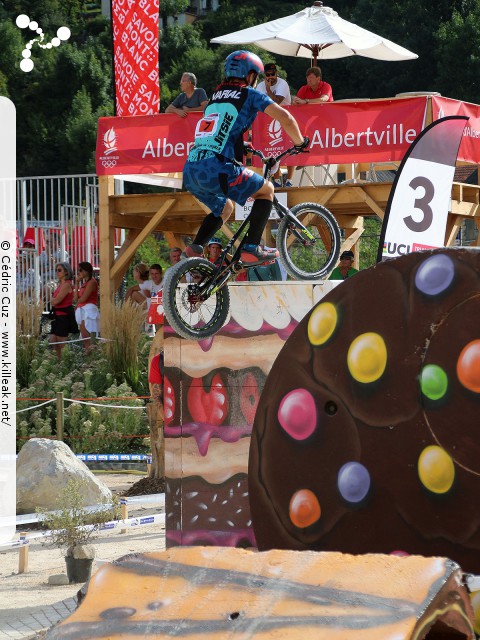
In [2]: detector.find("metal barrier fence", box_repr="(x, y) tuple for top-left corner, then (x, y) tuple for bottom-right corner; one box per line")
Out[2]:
(16, 174), (99, 311)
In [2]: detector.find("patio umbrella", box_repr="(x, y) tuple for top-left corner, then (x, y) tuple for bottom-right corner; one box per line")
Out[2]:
(210, 1), (417, 64)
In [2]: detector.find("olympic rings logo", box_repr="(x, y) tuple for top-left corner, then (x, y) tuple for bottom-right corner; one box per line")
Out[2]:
(102, 159), (117, 168)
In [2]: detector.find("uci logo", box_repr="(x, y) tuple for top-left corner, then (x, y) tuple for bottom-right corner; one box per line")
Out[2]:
(268, 119), (283, 146)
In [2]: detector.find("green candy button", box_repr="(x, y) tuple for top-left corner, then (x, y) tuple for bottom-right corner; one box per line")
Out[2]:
(420, 364), (448, 400)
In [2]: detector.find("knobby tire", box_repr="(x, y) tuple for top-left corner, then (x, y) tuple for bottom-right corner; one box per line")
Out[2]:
(163, 258), (230, 341)
(277, 202), (341, 280)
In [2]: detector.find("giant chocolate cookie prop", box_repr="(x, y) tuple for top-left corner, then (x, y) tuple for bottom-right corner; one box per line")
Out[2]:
(249, 248), (480, 573)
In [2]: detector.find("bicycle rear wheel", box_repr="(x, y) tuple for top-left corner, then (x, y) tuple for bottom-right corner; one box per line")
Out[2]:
(163, 258), (230, 341)
(277, 202), (341, 280)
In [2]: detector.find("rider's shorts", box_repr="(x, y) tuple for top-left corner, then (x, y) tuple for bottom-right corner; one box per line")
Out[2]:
(183, 153), (264, 217)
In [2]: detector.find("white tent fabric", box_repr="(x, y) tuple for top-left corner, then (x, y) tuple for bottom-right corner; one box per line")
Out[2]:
(211, 4), (417, 62)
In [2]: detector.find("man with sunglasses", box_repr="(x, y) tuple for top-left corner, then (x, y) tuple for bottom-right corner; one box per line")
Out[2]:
(256, 63), (291, 107)
(257, 63), (295, 188)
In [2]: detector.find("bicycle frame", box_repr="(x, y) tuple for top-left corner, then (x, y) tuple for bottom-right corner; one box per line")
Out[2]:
(197, 144), (315, 297)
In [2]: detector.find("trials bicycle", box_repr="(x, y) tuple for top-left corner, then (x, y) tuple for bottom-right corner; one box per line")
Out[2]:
(163, 143), (341, 341)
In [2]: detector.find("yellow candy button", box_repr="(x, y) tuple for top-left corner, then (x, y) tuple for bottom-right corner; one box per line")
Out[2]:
(418, 445), (455, 494)
(347, 332), (387, 383)
(308, 302), (338, 346)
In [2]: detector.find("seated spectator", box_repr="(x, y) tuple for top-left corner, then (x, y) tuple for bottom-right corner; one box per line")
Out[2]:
(257, 63), (294, 187)
(165, 73), (208, 118)
(206, 237), (223, 265)
(329, 250), (359, 280)
(49, 262), (78, 361)
(17, 250), (41, 301)
(73, 261), (100, 351)
(292, 66), (333, 105)
(125, 262), (151, 306)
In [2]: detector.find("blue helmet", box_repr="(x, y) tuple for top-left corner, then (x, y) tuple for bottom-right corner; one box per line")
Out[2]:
(224, 50), (264, 81)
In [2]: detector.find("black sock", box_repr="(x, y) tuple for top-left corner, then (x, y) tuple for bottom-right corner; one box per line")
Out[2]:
(193, 213), (223, 246)
(244, 199), (273, 246)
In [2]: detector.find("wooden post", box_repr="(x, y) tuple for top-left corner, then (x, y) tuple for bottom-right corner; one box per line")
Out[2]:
(120, 498), (128, 534)
(56, 392), (64, 441)
(18, 533), (29, 573)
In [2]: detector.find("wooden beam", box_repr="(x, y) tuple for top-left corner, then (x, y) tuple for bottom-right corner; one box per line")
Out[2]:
(164, 231), (187, 249)
(98, 175), (115, 334)
(110, 198), (175, 281)
(357, 187), (386, 219)
(444, 214), (462, 246)
(112, 229), (140, 291)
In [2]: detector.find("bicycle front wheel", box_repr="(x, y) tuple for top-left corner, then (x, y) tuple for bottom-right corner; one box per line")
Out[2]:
(277, 202), (341, 280)
(163, 258), (230, 341)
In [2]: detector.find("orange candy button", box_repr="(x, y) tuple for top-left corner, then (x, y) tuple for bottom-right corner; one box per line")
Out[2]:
(456, 339), (480, 393)
(289, 489), (321, 528)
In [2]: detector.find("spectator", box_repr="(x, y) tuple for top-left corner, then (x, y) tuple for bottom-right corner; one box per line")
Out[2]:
(125, 262), (150, 306)
(329, 250), (358, 280)
(257, 63), (295, 188)
(206, 237), (223, 265)
(292, 66), (333, 105)
(16, 250), (41, 301)
(165, 72), (208, 118)
(169, 247), (182, 266)
(73, 261), (100, 351)
(144, 264), (164, 337)
(49, 262), (78, 361)
(247, 244), (283, 281)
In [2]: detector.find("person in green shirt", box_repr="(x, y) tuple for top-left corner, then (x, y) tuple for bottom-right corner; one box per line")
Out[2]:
(329, 250), (358, 280)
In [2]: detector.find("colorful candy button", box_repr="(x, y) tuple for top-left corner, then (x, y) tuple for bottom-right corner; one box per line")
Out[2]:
(418, 445), (455, 494)
(420, 364), (448, 400)
(289, 489), (321, 528)
(337, 462), (371, 503)
(308, 302), (338, 346)
(347, 333), (387, 383)
(456, 339), (480, 393)
(414, 254), (455, 296)
(278, 389), (317, 440)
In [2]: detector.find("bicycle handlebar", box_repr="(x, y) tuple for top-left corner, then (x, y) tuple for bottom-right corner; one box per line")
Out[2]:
(244, 139), (310, 165)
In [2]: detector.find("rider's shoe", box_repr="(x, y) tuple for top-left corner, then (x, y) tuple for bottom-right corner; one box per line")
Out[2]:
(284, 179), (294, 187)
(181, 243), (204, 259)
(241, 243), (279, 265)
(272, 179), (283, 188)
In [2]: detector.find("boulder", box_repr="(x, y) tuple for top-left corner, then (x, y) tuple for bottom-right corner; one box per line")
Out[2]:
(16, 438), (112, 513)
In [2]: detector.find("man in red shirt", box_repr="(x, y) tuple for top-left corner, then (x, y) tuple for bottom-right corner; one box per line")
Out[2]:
(293, 66), (333, 105)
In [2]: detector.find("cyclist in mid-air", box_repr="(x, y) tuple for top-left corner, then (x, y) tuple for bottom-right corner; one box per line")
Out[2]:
(182, 50), (308, 265)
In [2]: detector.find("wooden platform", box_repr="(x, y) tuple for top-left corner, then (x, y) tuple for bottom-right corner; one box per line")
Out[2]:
(45, 548), (475, 639)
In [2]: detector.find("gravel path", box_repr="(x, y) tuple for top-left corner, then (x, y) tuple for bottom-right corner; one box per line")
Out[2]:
(0, 474), (165, 639)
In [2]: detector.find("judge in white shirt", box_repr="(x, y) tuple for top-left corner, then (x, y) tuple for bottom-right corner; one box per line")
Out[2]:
(256, 63), (294, 187)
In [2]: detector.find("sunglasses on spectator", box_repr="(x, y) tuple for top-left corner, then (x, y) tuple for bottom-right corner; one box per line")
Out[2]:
(56, 268), (64, 272)
(265, 72), (276, 77)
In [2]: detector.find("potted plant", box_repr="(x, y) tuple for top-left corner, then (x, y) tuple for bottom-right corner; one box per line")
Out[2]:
(37, 478), (120, 583)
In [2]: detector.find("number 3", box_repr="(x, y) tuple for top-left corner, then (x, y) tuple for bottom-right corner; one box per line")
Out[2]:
(403, 176), (434, 232)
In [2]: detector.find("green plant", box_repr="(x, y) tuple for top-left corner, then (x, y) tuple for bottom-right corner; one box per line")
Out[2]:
(16, 296), (43, 388)
(102, 299), (147, 390)
(37, 478), (120, 557)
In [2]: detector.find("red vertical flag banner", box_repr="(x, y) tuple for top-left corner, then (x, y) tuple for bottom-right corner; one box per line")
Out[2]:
(111, 0), (160, 116)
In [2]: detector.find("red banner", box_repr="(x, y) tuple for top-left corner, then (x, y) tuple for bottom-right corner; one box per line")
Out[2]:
(251, 98), (427, 165)
(112, 0), (160, 117)
(432, 97), (480, 164)
(93, 97), (478, 175)
(96, 113), (202, 174)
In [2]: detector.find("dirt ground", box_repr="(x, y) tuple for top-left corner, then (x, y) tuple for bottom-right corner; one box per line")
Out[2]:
(0, 473), (165, 616)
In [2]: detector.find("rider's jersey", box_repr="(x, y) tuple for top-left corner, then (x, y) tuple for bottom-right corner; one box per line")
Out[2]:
(187, 81), (273, 163)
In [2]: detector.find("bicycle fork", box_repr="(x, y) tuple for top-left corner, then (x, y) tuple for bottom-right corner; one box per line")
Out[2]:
(275, 198), (317, 244)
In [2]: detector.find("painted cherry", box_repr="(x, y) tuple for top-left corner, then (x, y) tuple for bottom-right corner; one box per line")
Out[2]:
(187, 373), (229, 425)
(240, 372), (260, 426)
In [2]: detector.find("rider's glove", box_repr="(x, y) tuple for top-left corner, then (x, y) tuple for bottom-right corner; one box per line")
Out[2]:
(294, 136), (310, 152)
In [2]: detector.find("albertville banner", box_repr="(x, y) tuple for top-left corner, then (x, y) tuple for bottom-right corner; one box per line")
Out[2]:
(251, 98), (427, 166)
(432, 96), (480, 164)
(96, 98), (427, 175)
(112, 0), (159, 117)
